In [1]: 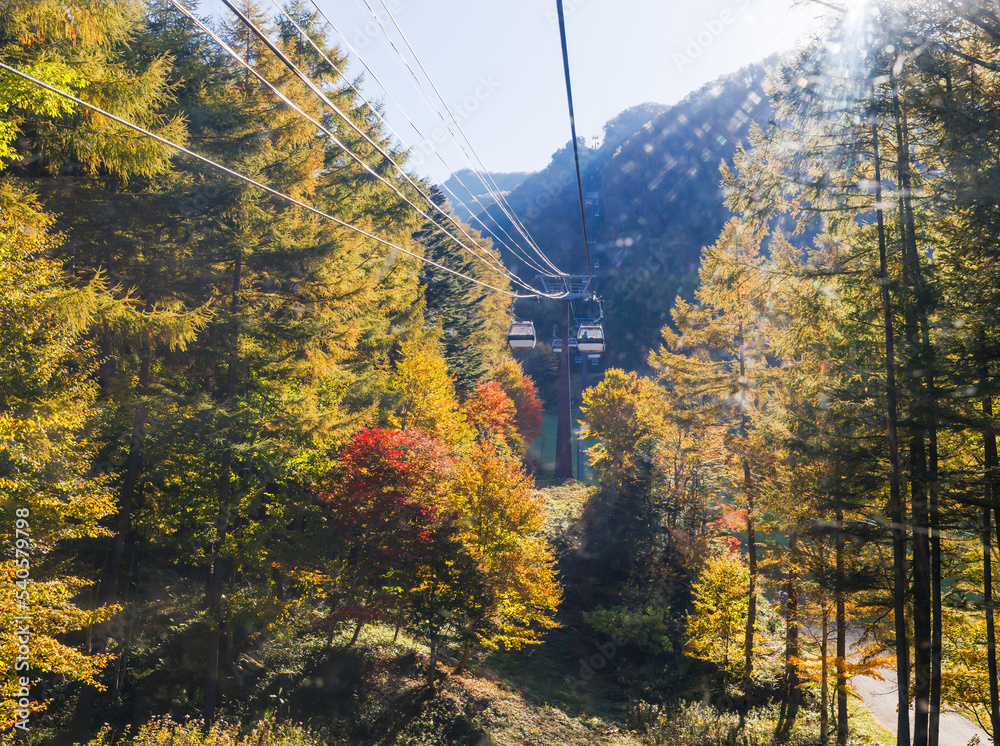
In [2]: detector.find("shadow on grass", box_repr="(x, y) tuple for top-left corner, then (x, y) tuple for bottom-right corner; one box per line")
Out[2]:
(476, 617), (627, 725)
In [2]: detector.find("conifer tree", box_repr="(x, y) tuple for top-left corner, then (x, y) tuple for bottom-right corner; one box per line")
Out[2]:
(650, 219), (775, 706)
(417, 188), (501, 398)
(111, 0), (427, 720)
(0, 183), (120, 728)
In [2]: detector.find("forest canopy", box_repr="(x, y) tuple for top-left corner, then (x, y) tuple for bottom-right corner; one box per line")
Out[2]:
(2, 1), (1000, 746)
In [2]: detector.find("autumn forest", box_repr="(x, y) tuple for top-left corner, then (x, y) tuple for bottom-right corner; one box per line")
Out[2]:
(2, 1), (1000, 746)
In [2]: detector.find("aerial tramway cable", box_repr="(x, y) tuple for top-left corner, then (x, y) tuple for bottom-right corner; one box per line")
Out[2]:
(215, 0), (570, 298)
(348, 0), (568, 279)
(303, 0), (565, 281)
(208, 0), (556, 297)
(367, 0), (565, 277)
(272, 1), (565, 281)
(0, 61), (545, 300)
(555, 0), (594, 288)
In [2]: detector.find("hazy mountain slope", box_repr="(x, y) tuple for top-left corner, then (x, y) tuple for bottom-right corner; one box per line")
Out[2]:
(442, 168), (532, 221)
(476, 59), (779, 371)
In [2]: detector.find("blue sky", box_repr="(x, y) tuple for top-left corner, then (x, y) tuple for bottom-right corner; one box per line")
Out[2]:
(195, 0), (831, 176)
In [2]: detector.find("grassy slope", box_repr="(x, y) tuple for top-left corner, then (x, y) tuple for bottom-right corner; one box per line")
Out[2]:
(231, 623), (645, 746)
(296, 482), (640, 745)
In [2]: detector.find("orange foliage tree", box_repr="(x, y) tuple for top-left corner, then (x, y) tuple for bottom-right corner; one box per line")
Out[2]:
(462, 380), (522, 453)
(493, 357), (544, 446)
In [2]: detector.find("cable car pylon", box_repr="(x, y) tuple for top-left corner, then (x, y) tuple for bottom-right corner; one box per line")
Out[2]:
(507, 275), (598, 480)
(531, 275), (596, 479)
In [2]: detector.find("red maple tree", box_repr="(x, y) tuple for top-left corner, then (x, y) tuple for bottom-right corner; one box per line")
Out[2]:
(313, 427), (453, 642)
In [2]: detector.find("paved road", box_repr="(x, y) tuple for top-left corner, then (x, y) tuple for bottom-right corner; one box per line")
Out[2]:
(851, 670), (989, 746)
(847, 629), (991, 746)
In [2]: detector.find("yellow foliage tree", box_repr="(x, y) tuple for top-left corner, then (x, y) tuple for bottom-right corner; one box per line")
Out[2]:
(685, 551), (752, 685)
(446, 439), (561, 671)
(939, 607), (997, 739)
(0, 184), (118, 730)
(390, 337), (472, 447)
(580, 368), (666, 493)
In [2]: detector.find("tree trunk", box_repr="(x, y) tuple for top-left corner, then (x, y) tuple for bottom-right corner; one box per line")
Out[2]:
(989, 379), (1000, 744)
(779, 532), (801, 742)
(393, 611), (403, 643)
(100, 333), (152, 608)
(929, 426), (942, 746)
(871, 109), (910, 746)
(738, 334), (757, 709)
(982, 371), (1000, 736)
(836, 509), (848, 746)
(910, 432), (931, 746)
(205, 251), (241, 724)
(98, 323), (115, 393)
(932, 72), (958, 746)
(204, 454), (230, 724)
(821, 605), (829, 746)
(983, 494), (1000, 738)
(893, 85), (931, 746)
(426, 642), (439, 684)
(347, 617), (364, 647)
(74, 329), (153, 736)
(743, 488), (757, 709)
(455, 640), (472, 675)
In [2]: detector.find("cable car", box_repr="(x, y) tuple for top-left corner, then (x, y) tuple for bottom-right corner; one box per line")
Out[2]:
(575, 324), (605, 354)
(507, 321), (536, 349)
(551, 336), (577, 355)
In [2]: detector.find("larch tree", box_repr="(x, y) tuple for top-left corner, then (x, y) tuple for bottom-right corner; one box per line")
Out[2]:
(649, 218), (776, 706)
(446, 439), (560, 672)
(0, 183), (121, 730)
(389, 336), (472, 447)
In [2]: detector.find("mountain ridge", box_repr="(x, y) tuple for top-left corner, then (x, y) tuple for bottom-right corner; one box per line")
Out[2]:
(465, 57), (780, 370)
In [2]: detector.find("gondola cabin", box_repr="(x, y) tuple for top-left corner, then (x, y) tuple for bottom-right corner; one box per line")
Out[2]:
(551, 336), (578, 355)
(575, 324), (605, 354)
(507, 321), (536, 349)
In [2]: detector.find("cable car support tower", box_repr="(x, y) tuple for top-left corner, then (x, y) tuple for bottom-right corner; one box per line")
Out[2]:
(541, 276), (599, 479)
